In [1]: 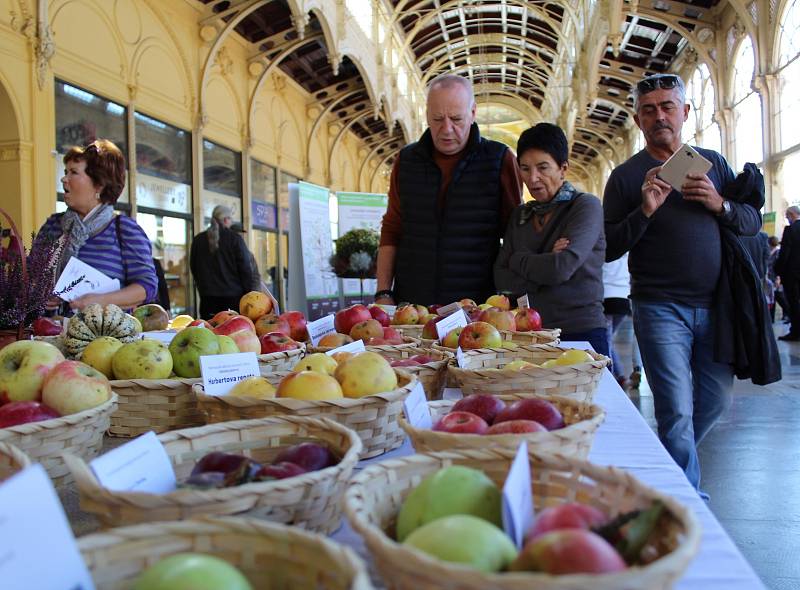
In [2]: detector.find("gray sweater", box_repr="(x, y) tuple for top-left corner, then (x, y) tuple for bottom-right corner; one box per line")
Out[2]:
(494, 194), (607, 333)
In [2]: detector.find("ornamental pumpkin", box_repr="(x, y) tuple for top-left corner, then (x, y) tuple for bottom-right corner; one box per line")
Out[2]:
(64, 304), (140, 359)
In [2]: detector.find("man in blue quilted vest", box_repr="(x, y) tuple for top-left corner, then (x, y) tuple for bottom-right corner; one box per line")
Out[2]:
(375, 74), (522, 307)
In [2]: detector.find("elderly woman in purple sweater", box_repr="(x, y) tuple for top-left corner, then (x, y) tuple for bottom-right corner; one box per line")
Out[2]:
(35, 139), (157, 311)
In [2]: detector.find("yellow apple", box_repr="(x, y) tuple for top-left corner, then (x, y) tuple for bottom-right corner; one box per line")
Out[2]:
(540, 359), (559, 368)
(555, 349), (595, 366)
(485, 294), (511, 311)
(334, 352), (398, 398)
(228, 376), (276, 399)
(170, 314), (194, 329)
(42, 360), (111, 415)
(292, 353), (338, 375)
(504, 359), (535, 371)
(277, 371), (344, 400)
(81, 336), (124, 378)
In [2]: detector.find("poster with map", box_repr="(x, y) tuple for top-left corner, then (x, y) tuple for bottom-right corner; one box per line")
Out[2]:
(337, 192), (388, 306)
(288, 181), (340, 320)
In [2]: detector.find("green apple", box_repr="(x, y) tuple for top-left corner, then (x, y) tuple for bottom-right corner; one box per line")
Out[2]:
(396, 465), (502, 541)
(112, 339), (173, 380)
(133, 303), (170, 331)
(403, 514), (517, 573)
(81, 336), (123, 378)
(216, 335), (239, 354)
(169, 326), (220, 378)
(133, 553), (252, 590)
(0, 340), (65, 403)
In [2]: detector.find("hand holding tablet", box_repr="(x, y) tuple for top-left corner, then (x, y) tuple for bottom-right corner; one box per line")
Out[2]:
(658, 144), (712, 191)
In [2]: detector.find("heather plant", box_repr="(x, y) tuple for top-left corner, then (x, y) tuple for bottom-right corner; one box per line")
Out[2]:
(0, 229), (63, 330)
(329, 228), (379, 279)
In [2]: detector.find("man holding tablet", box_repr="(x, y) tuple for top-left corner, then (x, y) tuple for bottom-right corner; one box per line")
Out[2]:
(603, 73), (761, 497)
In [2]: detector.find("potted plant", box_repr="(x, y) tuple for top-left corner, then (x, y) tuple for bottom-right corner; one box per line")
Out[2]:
(0, 208), (63, 349)
(329, 228), (379, 302)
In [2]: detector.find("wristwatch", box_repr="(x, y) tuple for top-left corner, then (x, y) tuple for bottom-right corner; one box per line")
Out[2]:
(374, 289), (395, 300)
(718, 199), (732, 217)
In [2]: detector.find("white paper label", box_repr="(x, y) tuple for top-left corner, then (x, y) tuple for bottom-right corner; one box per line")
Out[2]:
(403, 382), (432, 430)
(455, 346), (467, 368)
(377, 304), (397, 316)
(436, 301), (463, 317)
(200, 352), (261, 396)
(325, 339), (366, 356)
(435, 309), (469, 342)
(517, 294), (530, 309)
(502, 441), (535, 548)
(0, 465), (95, 589)
(142, 330), (177, 344)
(90, 431), (176, 493)
(442, 387), (464, 400)
(54, 256), (119, 302)
(307, 314), (337, 346)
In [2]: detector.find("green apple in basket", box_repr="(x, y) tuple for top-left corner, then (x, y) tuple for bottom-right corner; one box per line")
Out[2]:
(169, 326), (220, 378)
(112, 339), (173, 380)
(133, 553), (251, 590)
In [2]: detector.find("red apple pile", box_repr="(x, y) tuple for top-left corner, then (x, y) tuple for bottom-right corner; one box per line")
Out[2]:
(333, 304), (406, 345)
(432, 394), (565, 436)
(179, 442), (338, 490)
(387, 354), (435, 368)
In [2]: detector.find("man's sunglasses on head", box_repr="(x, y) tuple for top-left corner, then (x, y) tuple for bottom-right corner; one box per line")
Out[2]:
(636, 74), (680, 95)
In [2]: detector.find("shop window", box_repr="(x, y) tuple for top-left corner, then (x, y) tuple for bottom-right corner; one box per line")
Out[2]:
(684, 64), (721, 153)
(202, 140), (242, 224)
(250, 159), (278, 296)
(54, 80), (129, 204)
(731, 37), (764, 168)
(137, 212), (191, 315)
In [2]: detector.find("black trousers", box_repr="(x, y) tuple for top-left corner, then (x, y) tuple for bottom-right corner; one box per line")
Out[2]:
(782, 275), (800, 335)
(199, 295), (242, 320)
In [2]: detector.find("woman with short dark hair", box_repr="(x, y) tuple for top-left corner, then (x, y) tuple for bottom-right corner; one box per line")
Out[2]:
(494, 123), (609, 355)
(35, 139), (157, 310)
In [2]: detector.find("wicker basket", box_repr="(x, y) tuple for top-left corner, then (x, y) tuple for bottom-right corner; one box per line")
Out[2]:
(108, 377), (204, 437)
(448, 344), (611, 402)
(392, 324), (424, 339)
(500, 328), (561, 345)
(0, 394), (116, 486)
(65, 415), (361, 532)
(399, 394), (604, 458)
(344, 448), (700, 590)
(196, 370), (417, 459)
(372, 346), (453, 400)
(307, 336), (420, 354)
(258, 345), (306, 372)
(0, 441), (30, 481)
(79, 516), (373, 590)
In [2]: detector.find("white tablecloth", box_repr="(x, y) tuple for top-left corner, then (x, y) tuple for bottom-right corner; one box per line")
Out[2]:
(333, 347), (766, 589)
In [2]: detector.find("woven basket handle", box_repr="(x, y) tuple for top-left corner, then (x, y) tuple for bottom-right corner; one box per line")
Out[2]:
(0, 206), (27, 340)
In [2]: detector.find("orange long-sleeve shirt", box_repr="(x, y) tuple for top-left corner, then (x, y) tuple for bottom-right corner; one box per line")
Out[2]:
(379, 148), (522, 247)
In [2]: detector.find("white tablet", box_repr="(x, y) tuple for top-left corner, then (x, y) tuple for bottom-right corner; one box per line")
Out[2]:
(658, 144), (712, 191)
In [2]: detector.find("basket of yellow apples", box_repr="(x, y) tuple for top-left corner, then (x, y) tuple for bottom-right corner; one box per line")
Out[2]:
(195, 351), (418, 458)
(65, 414), (362, 532)
(399, 393), (604, 458)
(447, 342), (611, 403)
(344, 448), (700, 590)
(80, 516), (374, 590)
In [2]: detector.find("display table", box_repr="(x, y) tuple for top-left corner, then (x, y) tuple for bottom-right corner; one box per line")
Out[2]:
(334, 347), (766, 589)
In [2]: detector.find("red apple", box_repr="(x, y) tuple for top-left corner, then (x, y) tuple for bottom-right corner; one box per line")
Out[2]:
(254, 314), (290, 337)
(273, 442), (337, 471)
(209, 309), (238, 327)
(464, 306), (483, 322)
(350, 319), (384, 342)
(42, 360), (111, 416)
(413, 304), (428, 318)
(428, 304), (443, 314)
(254, 461), (307, 481)
(214, 316), (260, 353)
(527, 502), (609, 541)
(0, 401), (60, 428)
(515, 308), (543, 331)
(390, 358), (421, 367)
(382, 326), (401, 340)
(408, 354), (434, 364)
(260, 332), (301, 354)
(458, 321), (502, 350)
(478, 308), (517, 332)
(366, 337), (404, 345)
(441, 326), (463, 348)
(32, 317), (62, 337)
(392, 304), (419, 325)
(279, 311), (308, 342)
(494, 398), (565, 430)
(335, 304), (372, 335)
(368, 305), (391, 327)
(486, 419), (547, 435)
(433, 411), (489, 435)
(187, 319), (213, 329)
(510, 529), (626, 575)
(317, 333), (353, 348)
(421, 316), (441, 340)
(452, 393), (506, 425)
(459, 299), (478, 308)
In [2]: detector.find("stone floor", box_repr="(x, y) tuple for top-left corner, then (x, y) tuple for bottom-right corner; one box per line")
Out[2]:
(611, 315), (799, 590)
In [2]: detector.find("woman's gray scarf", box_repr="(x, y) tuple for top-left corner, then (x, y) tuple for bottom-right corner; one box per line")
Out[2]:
(57, 204), (115, 276)
(519, 181), (578, 225)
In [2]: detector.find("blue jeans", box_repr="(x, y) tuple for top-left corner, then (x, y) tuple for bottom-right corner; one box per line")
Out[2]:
(560, 326), (610, 357)
(632, 301), (733, 490)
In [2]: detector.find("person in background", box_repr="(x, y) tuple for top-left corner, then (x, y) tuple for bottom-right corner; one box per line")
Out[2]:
(231, 222), (279, 313)
(603, 73), (761, 496)
(35, 139), (157, 311)
(190, 206), (255, 319)
(776, 206), (800, 340)
(494, 123), (608, 356)
(602, 253), (632, 386)
(375, 74), (522, 306)
(768, 235), (789, 322)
